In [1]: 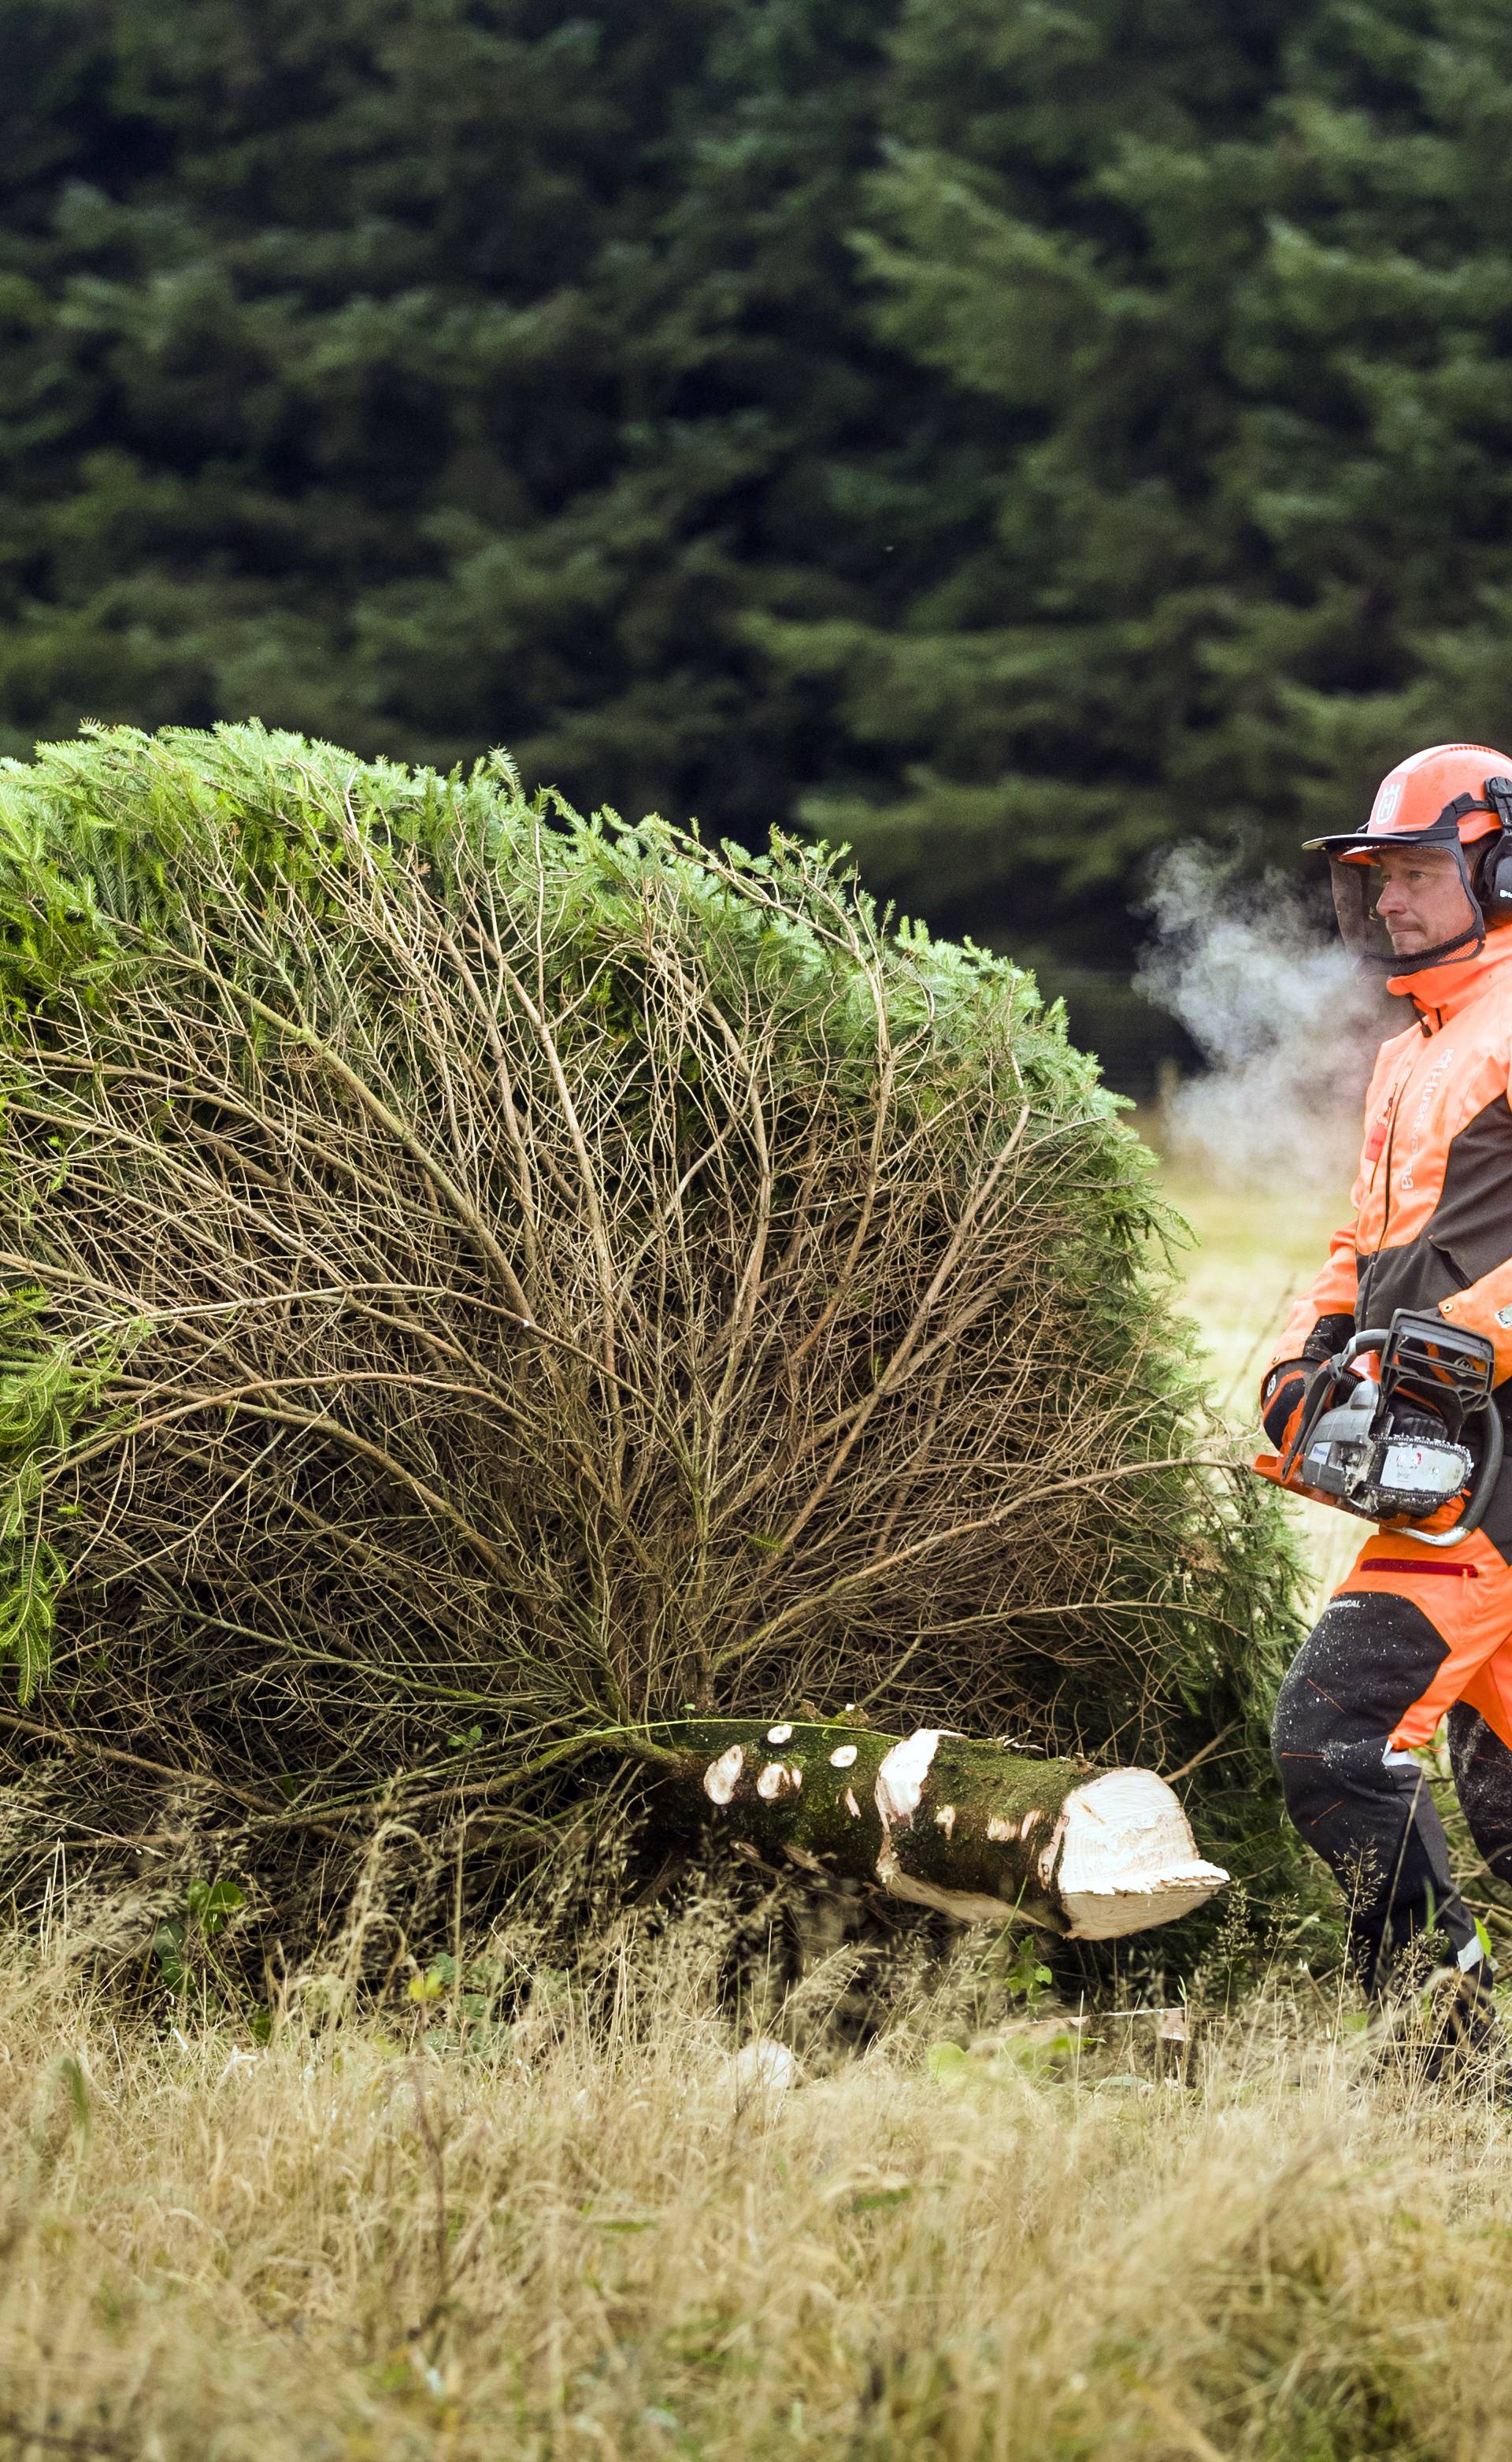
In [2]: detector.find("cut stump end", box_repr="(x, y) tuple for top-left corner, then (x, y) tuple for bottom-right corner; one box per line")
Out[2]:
(1054, 1767), (1228, 1940)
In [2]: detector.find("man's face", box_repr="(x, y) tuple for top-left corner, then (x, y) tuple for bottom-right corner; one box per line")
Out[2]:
(1369, 844), (1477, 957)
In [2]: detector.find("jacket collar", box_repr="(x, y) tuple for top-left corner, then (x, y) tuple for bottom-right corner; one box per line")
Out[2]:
(1388, 925), (1512, 1022)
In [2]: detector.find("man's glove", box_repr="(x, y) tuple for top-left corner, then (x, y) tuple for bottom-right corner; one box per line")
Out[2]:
(1261, 1312), (1356, 1448)
(1261, 1365), (1309, 1448)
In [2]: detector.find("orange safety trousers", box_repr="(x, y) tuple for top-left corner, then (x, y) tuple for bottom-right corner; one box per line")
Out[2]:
(1340, 1526), (1512, 1753)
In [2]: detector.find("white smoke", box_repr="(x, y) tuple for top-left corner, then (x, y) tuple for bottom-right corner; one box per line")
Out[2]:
(1136, 844), (1391, 1193)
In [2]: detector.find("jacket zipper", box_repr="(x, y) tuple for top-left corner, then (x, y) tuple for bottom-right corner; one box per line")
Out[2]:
(1377, 1095), (1399, 1248)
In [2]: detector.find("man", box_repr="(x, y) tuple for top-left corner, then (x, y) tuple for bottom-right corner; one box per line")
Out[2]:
(1263, 741), (1512, 2064)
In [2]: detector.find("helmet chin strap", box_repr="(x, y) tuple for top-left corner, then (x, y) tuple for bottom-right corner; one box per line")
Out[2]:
(1375, 914), (1486, 976)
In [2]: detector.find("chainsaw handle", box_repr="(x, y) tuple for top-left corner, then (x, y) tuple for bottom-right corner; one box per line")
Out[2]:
(1333, 1325), (1390, 1368)
(1277, 1338), (1376, 1484)
(1411, 1395), (1503, 1548)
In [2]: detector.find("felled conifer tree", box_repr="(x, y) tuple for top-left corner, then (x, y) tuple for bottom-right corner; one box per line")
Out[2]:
(0, 725), (1297, 1941)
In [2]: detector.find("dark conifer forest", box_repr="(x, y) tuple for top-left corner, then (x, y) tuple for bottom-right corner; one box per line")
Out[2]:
(4, 0), (1510, 1070)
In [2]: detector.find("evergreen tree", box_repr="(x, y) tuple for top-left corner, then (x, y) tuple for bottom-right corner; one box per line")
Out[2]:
(1220, 0), (1512, 846)
(0, 0), (919, 840)
(764, 0), (1512, 993)
(10, 0), (1512, 1059)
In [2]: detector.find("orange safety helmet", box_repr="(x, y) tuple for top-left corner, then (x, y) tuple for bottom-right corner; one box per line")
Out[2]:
(1305, 743), (1512, 972)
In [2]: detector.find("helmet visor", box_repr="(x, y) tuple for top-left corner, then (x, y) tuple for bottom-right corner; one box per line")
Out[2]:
(1329, 844), (1483, 972)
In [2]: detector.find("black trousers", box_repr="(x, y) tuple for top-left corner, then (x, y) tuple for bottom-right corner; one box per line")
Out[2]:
(1273, 1591), (1512, 1993)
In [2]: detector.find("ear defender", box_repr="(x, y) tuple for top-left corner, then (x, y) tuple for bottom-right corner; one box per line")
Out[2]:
(1480, 778), (1512, 918)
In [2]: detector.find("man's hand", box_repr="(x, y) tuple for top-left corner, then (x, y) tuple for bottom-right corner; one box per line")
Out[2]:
(1261, 1312), (1356, 1448)
(1261, 1363), (1310, 1448)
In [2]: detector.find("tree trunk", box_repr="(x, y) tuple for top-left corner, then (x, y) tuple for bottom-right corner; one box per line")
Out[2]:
(636, 1720), (1228, 1941)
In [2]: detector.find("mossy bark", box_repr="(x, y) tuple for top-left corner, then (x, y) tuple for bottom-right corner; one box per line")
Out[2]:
(635, 1719), (1085, 1930)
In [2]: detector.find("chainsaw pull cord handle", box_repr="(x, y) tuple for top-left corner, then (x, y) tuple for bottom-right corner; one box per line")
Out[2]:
(1287, 1324), (1506, 1548)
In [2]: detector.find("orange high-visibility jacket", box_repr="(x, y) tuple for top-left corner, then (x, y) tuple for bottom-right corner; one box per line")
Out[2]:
(1269, 929), (1512, 1753)
(1273, 932), (1512, 1377)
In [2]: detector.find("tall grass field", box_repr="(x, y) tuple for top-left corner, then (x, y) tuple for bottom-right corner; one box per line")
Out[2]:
(0, 1139), (1505, 2462)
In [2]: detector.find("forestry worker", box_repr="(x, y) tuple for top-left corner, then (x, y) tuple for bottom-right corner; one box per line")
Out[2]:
(1262, 741), (1512, 2078)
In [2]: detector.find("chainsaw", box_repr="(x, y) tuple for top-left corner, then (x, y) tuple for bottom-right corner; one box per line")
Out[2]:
(1260, 1308), (1503, 1548)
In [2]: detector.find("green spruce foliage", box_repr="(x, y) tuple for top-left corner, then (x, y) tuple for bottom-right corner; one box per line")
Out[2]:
(0, 723), (1301, 1937)
(765, 0), (1512, 973)
(0, 0), (921, 849)
(7, 0), (1505, 1022)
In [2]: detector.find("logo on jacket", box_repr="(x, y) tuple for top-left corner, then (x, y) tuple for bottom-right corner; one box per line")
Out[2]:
(1399, 1048), (1455, 1192)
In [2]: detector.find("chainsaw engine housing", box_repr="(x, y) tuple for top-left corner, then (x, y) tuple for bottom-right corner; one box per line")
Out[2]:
(1299, 1381), (1475, 1519)
(1281, 1309), (1500, 1539)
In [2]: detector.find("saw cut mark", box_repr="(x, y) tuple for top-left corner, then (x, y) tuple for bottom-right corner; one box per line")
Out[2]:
(756, 1761), (800, 1801)
(871, 1729), (1004, 1922)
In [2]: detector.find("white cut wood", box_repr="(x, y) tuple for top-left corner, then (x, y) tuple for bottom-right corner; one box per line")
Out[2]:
(1051, 1769), (1228, 1940)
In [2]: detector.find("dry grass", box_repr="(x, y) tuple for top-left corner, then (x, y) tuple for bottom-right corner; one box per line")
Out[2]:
(0, 1899), (1506, 2462)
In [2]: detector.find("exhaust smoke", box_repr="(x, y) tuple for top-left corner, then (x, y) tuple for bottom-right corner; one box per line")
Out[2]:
(1136, 845), (1389, 1194)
